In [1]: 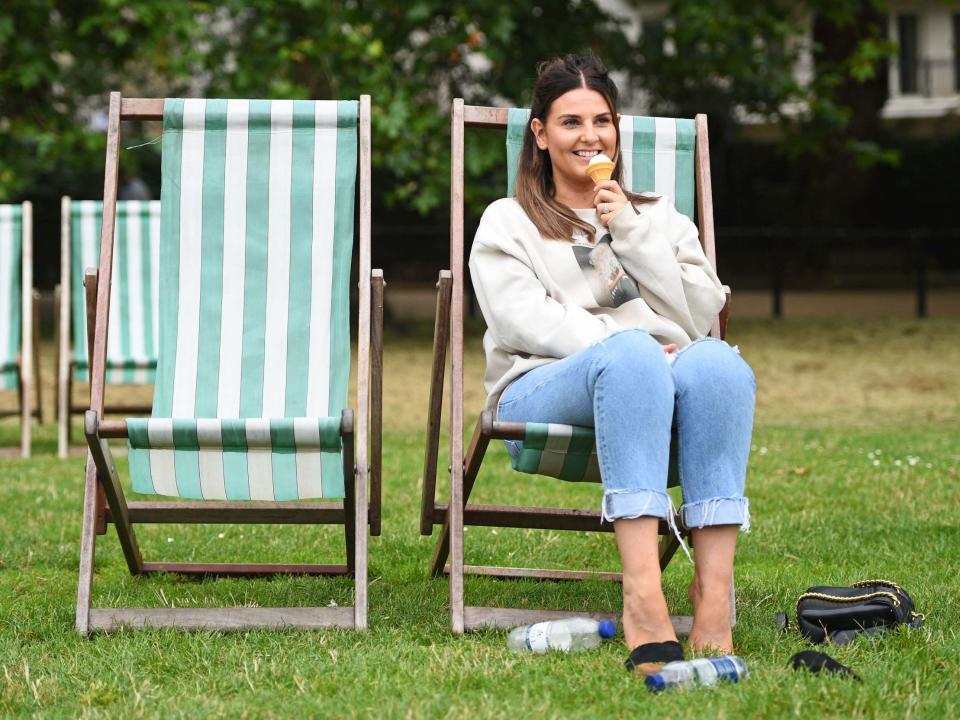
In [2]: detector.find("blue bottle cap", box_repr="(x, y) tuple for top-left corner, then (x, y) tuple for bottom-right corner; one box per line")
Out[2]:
(644, 674), (666, 692)
(598, 620), (616, 639)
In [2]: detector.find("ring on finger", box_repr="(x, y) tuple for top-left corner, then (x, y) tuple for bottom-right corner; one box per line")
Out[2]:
(602, 202), (609, 214)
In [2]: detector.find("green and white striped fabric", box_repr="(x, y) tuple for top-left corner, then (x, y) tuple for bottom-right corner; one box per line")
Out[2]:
(127, 417), (343, 500)
(512, 422), (680, 486)
(0, 205), (22, 391)
(513, 423), (600, 482)
(126, 98), (357, 501)
(506, 108), (697, 220)
(70, 201), (161, 384)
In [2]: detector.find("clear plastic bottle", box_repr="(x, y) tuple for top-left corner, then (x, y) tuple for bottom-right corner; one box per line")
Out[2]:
(507, 617), (617, 654)
(645, 656), (748, 692)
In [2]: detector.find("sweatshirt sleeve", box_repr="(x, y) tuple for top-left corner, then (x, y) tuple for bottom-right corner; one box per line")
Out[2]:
(469, 203), (620, 358)
(606, 196), (725, 338)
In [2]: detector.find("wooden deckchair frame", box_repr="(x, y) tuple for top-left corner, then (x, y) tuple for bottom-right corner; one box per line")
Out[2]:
(76, 92), (383, 635)
(0, 201), (42, 459)
(421, 101), (731, 633)
(54, 196), (155, 458)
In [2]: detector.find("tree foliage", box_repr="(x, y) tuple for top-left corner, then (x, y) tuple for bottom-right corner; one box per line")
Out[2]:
(0, 1), (633, 215)
(1, 0), (901, 225)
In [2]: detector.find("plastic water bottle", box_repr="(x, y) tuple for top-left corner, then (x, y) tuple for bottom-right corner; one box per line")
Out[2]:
(507, 617), (617, 654)
(645, 656), (748, 692)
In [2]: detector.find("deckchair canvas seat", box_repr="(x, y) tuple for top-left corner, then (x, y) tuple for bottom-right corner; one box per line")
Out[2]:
(510, 421), (680, 487)
(127, 415), (345, 500)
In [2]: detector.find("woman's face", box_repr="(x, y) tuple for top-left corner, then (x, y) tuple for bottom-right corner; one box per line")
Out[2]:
(531, 87), (618, 194)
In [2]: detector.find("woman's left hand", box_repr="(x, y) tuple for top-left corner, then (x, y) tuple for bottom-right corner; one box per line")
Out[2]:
(593, 180), (629, 226)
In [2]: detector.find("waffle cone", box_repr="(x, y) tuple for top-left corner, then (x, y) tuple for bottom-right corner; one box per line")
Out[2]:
(586, 160), (615, 183)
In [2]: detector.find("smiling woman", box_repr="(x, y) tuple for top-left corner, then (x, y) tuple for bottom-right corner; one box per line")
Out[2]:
(468, 54), (753, 677)
(529, 87), (618, 204)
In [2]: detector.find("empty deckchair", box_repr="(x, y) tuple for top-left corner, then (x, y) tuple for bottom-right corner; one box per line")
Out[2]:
(420, 101), (731, 633)
(0, 202), (41, 458)
(77, 93), (383, 635)
(56, 198), (161, 458)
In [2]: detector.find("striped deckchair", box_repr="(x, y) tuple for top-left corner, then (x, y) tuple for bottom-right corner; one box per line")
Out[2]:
(56, 199), (160, 457)
(0, 202), (40, 458)
(77, 93), (383, 636)
(420, 101), (731, 633)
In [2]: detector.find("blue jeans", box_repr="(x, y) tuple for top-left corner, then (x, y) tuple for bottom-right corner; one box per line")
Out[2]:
(497, 329), (755, 530)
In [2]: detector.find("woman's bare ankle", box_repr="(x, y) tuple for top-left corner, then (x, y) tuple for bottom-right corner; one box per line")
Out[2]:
(688, 577), (733, 653)
(622, 585), (677, 650)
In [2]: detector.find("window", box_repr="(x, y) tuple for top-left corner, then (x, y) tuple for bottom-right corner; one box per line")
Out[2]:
(898, 14), (919, 94)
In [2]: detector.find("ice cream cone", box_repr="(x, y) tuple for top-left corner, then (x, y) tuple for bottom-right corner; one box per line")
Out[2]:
(586, 153), (615, 183)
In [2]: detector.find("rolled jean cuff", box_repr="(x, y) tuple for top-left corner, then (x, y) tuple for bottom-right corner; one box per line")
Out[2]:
(602, 488), (671, 523)
(680, 496), (750, 532)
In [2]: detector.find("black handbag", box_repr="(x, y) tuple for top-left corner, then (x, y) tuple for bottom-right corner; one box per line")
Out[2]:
(779, 579), (924, 645)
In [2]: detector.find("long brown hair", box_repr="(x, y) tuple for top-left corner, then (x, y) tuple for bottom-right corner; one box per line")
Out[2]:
(515, 54), (650, 241)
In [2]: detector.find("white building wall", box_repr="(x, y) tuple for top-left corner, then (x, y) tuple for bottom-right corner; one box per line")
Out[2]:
(884, 1), (959, 117)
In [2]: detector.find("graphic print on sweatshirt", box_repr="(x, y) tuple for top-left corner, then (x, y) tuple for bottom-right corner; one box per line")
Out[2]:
(572, 232), (641, 308)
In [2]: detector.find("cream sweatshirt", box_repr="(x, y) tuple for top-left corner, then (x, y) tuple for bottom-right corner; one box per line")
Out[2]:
(468, 194), (726, 413)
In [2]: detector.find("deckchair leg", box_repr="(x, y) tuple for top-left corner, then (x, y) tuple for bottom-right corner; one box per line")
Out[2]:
(19, 202), (32, 458)
(429, 414), (490, 577)
(658, 531), (682, 570)
(447, 415), (494, 634)
(56, 283), (72, 458)
(16, 359), (30, 458)
(54, 285), (60, 422)
(353, 454), (369, 631)
(32, 291), (42, 424)
(63, 368), (74, 450)
(76, 455), (99, 635)
(85, 412), (144, 574)
(341, 410), (356, 575)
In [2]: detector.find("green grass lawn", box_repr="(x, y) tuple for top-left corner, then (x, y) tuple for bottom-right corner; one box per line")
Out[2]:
(1, 319), (959, 718)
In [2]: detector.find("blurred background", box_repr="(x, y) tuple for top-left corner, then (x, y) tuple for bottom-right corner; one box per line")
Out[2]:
(1, 0), (958, 321)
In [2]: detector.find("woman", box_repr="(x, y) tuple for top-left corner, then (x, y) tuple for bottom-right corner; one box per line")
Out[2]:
(468, 55), (755, 673)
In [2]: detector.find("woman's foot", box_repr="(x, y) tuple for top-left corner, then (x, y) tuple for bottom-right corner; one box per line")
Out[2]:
(687, 576), (734, 654)
(622, 585), (679, 674)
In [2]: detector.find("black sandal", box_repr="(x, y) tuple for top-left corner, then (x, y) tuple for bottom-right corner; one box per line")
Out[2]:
(624, 641), (684, 674)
